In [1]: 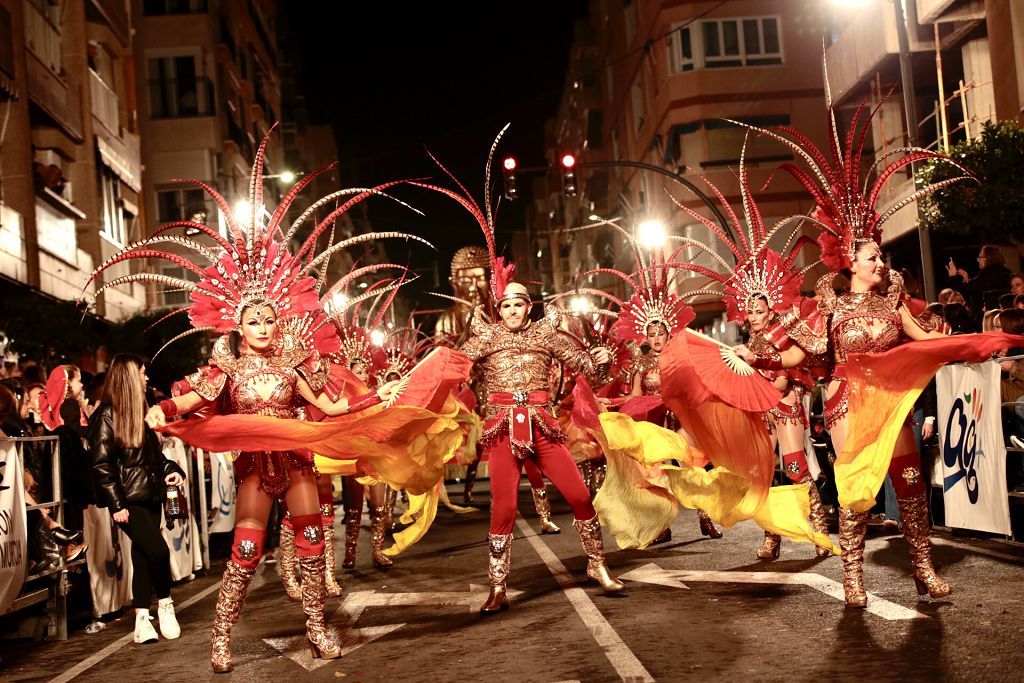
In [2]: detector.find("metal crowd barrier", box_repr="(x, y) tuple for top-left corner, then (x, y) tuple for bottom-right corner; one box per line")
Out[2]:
(1, 435), (75, 640)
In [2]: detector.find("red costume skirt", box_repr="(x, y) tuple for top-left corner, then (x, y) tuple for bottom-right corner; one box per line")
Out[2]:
(234, 450), (315, 498)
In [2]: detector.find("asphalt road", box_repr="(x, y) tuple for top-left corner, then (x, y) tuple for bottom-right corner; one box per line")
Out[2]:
(3, 480), (1024, 682)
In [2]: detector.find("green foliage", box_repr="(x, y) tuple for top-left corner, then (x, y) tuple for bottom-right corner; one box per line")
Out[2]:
(919, 120), (1024, 240)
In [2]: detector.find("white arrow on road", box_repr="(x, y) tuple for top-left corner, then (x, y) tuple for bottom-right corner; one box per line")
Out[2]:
(619, 563), (925, 621)
(265, 585), (524, 671)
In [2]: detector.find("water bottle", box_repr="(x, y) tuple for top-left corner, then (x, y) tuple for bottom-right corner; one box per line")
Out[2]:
(165, 485), (184, 521)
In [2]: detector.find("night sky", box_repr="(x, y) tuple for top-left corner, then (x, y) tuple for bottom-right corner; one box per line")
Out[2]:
(283, 2), (588, 291)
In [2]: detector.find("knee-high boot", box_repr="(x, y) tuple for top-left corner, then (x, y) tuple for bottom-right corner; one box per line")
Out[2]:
(756, 531), (781, 560)
(369, 506), (394, 569)
(210, 561), (255, 673)
(697, 509), (722, 538)
(838, 506), (869, 607)
(479, 533), (511, 613)
(298, 554), (341, 660)
(531, 486), (561, 534)
(322, 521), (343, 596)
(897, 493), (951, 598)
(342, 508), (361, 570)
(278, 521), (301, 601)
(806, 479), (833, 558)
(573, 515), (624, 593)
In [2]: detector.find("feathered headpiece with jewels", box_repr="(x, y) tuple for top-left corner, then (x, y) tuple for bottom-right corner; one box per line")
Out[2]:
(563, 219), (696, 344)
(663, 140), (817, 323)
(83, 125), (431, 347)
(374, 322), (434, 382)
(726, 56), (973, 271)
(411, 125), (528, 311)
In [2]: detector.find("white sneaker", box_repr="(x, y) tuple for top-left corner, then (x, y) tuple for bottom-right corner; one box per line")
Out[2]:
(157, 597), (181, 640)
(134, 610), (159, 644)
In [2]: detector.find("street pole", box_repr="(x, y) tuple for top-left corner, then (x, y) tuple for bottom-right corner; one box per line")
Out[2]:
(893, 0), (937, 301)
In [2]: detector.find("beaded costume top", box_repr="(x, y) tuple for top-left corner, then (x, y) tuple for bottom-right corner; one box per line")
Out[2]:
(815, 273), (904, 364)
(460, 306), (602, 419)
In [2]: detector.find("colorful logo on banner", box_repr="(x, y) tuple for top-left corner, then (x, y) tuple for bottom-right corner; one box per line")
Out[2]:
(942, 388), (982, 504)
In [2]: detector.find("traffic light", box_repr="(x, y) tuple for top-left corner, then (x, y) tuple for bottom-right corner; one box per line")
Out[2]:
(561, 153), (577, 198)
(502, 156), (518, 200)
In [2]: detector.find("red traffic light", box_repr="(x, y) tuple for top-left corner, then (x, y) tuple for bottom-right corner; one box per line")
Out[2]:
(503, 157), (517, 171)
(561, 154), (576, 169)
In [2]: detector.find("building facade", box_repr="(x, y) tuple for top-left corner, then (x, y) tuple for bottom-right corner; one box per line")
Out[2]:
(0, 0), (146, 321)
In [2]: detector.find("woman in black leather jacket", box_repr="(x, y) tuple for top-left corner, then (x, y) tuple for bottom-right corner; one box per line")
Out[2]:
(89, 353), (184, 644)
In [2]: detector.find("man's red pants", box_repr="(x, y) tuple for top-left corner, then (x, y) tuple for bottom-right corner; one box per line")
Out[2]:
(487, 426), (596, 535)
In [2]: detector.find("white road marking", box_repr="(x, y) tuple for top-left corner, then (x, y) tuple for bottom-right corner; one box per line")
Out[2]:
(264, 585), (525, 671)
(619, 563), (926, 621)
(515, 516), (655, 683)
(48, 579), (224, 683)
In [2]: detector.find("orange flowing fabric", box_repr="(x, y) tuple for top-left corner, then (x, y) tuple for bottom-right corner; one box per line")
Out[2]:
(161, 348), (471, 496)
(660, 331), (776, 525)
(838, 332), (1024, 511)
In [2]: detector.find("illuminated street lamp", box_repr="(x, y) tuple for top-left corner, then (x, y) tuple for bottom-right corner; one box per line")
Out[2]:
(370, 329), (386, 347)
(637, 219), (667, 250)
(570, 296), (594, 315)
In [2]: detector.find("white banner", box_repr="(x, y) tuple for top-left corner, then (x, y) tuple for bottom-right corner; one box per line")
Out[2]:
(208, 453), (236, 533)
(0, 440), (28, 613)
(160, 438), (202, 580)
(936, 362), (1012, 535)
(83, 504), (133, 616)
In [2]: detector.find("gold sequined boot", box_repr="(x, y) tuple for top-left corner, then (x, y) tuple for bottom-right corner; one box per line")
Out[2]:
(838, 507), (869, 607)
(210, 561), (255, 673)
(278, 523), (301, 601)
(697, 509), (723, 539)
(479, 533), (511, 614)
(532, 486), (561, 534)
(897, 493), (952, 598)
(573, 515), (624, 593)
(342, 508), (360, 570)
(298, 554), (341, 660)
(806, 480), (833, 558)
(756, 531), (781, 560)
(384, 487), (398, 532)
(322, 522), (343, 596)
(369, 506), (394, 569)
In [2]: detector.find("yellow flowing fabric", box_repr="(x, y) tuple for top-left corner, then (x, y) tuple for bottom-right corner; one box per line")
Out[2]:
(753, 486), (840, 555)
(836, 333), (1023, 512)
(384, 481), (440, 557)
(594, 444), (680, 549)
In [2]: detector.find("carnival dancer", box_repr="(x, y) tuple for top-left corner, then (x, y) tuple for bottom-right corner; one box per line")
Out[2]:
(731, 65), (983, 605)
(83, 129), (462, 671)
(414, 131), (624, 612)
(434, 244), (568, 533)
(656, 152), (832, 560)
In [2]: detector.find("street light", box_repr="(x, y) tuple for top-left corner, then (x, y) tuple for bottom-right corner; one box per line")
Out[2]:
(279, 170), (297, 184)
(569, 296), (593, 315)
(637, 219), (667, 250)
(327, 292), (349, 314)
(370, 329), (386, 347)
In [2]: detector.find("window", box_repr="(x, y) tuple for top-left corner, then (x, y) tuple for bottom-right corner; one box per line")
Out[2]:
(701, 18), (782, 68)
(630, 76), (645, 134)
(100, 167), (127, 246)
(161, 266), (200, 306)
(143, 0), (208, 15)
(156, 186), (208, 224)
(669, 18), (782, 73)
(148, 55), (214, 118)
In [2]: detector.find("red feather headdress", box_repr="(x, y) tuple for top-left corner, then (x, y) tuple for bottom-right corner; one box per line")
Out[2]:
(726, 55), (973, 271)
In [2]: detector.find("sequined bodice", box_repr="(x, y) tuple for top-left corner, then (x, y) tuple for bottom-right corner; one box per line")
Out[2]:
(228, 355), (299, 418)
(830, 292), (901, 363)
(632, 354), (661, 396)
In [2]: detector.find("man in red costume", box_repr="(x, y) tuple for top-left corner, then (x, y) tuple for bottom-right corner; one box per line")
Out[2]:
(459, 281), (624, 613)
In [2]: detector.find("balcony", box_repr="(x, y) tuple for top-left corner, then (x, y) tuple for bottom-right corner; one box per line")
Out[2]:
(23, 0), (60, 73)
(88, 0), (130, 47)
(824, 0), (933, 103)
(89, 69), (119, 135)
(26, 55), (83, 143)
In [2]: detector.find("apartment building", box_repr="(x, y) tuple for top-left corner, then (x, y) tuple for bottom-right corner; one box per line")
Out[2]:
(0, 0), (146, 321)
(825, 0), (1023, 278)
(530, 0), (831, 315)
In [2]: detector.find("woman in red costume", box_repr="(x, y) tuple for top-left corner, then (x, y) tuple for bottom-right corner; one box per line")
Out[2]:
(732, 69), (976, 605)
(83, 131), (440, 671)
